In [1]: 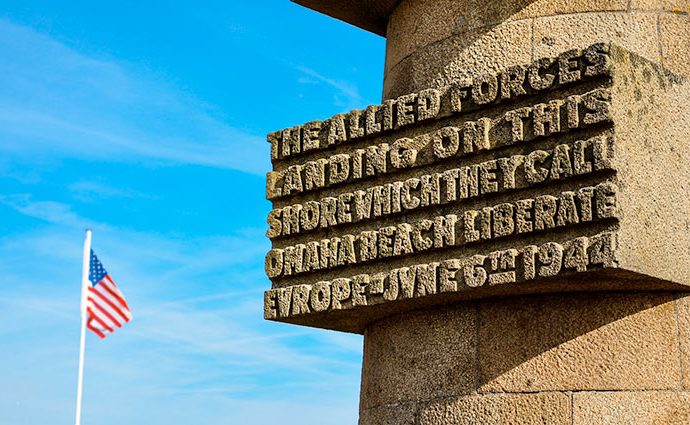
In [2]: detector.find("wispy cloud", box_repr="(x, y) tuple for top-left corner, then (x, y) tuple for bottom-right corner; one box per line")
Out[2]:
(0, 19), (269, 175)
(0, 193), (269, 287)
(68, 181), (157, 202)
(296, 66), (372, 110)
(0, 194), (89, 228)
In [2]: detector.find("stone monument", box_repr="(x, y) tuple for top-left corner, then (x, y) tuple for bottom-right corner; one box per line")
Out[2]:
(263, 1), (690, 423)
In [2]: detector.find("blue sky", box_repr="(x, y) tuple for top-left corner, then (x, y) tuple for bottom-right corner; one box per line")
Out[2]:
(0, 2), (384, 423)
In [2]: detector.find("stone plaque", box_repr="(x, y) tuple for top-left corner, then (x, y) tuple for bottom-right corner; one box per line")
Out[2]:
(263, 43), (690, 333)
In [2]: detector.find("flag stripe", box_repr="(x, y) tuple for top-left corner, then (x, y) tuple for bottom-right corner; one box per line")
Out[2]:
(87, 320), (106, 339)
(92, 300), (124, 329)
(86, 299), (118, 329)
(90, 300), (122, 328)
(88, 311), (113, 334)
(103, 275), (130, 310)
(92, 288), (131, 323)
(100, 278), (131, 314)
(89, 286), (129, 322)
(87, 319), (108, 335)
(88, 308), (114, 333)
(97, 282), (131, 320)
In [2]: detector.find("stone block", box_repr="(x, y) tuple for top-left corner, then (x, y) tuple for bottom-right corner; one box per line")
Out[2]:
(631, 0), (690, 11)
(478, 293), (683, 392)
(360, 305), (478, 408)
(511, 0), (629, 21)
(448, 0), (633, 32)
(419, 392), (571, 425)
(659, 13), (690, 77)
(573, 391), (690, 424)
(675, 295), (690, 389)
(385, 0), (466, 74)
(358, 403), (417, 425)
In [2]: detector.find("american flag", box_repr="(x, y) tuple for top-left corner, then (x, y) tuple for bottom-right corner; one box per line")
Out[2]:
(86, 250), (132, 338)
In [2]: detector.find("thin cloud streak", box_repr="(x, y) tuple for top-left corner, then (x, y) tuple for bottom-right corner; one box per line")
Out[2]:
(0, 194), (89, 228)
(296, 65), (373, 110)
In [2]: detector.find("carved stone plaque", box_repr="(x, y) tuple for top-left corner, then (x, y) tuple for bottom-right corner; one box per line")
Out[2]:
(263, 43), (690, 333)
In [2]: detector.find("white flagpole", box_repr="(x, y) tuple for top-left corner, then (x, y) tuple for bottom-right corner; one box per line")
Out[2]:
(75, 229), (91, 425)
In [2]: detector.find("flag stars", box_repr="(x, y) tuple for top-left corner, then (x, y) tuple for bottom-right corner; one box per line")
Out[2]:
(88, 250), (108, 286)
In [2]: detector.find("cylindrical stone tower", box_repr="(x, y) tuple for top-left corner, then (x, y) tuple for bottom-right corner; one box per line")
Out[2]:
(366, 1), (690, 423)
(265, 1), (690, 423)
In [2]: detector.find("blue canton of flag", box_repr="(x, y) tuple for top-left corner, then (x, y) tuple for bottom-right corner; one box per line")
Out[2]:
(86, 250), (132, 338)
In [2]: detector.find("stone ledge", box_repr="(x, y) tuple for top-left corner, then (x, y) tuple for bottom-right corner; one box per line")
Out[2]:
(291, 0), (399, 36)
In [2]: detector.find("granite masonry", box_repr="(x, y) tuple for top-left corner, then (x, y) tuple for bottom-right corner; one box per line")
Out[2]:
(264, 1), (690, 423)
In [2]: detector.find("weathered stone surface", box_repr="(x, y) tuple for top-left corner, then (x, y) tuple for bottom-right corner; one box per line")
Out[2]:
(360, 305), (478, 408)
(609, 47), (690, 286)
(573, 391), (690, 424)
(659, 13), (690, 77)
(631, 0), (690, 11)
(385, 0), (631, 73)
(511, 0), (629, 21)
(385, 0), (466, 74)
(385, 0), (539, 74)
(419, 392), (571, 425)
(532, 12), (661, 63)
(478, 293), (683, 392)
(676, 295), (690, 389)
(358, 402), (417, 425)
(384, 19), (532, 98)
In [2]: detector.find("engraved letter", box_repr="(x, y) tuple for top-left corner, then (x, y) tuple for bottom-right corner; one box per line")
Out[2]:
(418, 89), (441, 121)
(328, 154), (351, 185)
(433, 127), (460, 159)
(265, 249), (284, 278)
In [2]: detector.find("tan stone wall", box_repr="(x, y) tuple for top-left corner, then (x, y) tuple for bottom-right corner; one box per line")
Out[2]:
(360, 292), (690, 424)
(355, 3), (690, 423)
(383, 0), (690, 99)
